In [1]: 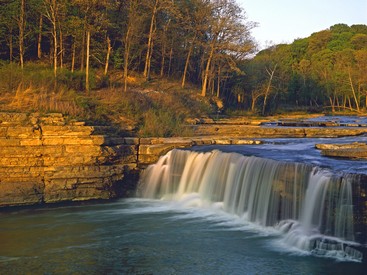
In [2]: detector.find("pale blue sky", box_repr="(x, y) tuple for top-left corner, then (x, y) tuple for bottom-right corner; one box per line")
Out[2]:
(237, 0), (367, 48)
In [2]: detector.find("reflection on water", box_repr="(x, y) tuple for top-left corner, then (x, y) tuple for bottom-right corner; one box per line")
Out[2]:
(0, 199), (366, 274)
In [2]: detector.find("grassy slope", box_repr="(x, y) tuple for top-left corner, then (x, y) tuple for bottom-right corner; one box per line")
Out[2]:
(0, 63), (216, 137)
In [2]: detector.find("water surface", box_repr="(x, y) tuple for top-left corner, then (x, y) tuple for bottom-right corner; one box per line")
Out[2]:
(0, 199), (366, 274)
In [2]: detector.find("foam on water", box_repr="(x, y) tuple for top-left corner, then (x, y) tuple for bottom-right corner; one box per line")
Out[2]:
(138, 149), (364, 262)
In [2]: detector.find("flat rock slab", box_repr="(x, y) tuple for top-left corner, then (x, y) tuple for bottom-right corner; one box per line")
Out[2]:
(316, 142), (367, 159)
(190, 124), (367, 138)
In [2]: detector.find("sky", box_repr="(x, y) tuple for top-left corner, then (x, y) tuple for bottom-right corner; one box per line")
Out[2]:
(237, 0), (367, 49)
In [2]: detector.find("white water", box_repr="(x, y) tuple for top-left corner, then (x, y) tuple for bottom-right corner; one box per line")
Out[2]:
(138, 149), (363, 262)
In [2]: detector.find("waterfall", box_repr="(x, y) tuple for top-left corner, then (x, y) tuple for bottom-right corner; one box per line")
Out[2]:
(138, 149), (363, 261)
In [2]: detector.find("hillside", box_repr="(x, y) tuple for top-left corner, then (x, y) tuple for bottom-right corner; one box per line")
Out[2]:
(0, 65), (218, 137)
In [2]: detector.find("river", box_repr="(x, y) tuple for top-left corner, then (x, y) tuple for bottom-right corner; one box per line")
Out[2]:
(1, 134), (367, 274)
(0, 198), (366, 274)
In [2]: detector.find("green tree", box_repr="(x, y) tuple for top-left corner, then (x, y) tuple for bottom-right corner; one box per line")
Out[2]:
(0, 0), (19, 62)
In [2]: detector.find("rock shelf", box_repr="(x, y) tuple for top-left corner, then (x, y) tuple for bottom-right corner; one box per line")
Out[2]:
(316, 142), (367, 159)
(2, 112), (367, 207)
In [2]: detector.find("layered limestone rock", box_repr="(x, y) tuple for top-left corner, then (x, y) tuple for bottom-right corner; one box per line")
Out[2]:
(3, 112), (367, 207)
(316, 142), (367, 159)
(0, 113), (138, 207)
(137, 137), (262, 167)
(190, 124), (367, 138)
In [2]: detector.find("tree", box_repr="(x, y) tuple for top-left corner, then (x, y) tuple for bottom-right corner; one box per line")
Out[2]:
(73, 0), (110, 93)
(44, 0), (58, 78)
(123, 0), (144, 92)
(179, 0), (211, 88)
(143, 0), (176, 81)
(201, 0), (255, 97)
(0, 0), (19, 63)
(311, 49), (336, 111)
(19, 0), (25, 68)
(261, 63), (277, 115)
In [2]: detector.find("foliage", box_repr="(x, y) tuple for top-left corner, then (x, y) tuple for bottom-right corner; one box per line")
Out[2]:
(0, 0), (366, 127)
(0, 0), (255, 96)
(226, 23), (367, 115)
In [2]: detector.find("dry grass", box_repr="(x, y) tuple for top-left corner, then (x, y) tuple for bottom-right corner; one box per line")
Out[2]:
(4, 84), (83, 116)
(0, 63), (216, 136)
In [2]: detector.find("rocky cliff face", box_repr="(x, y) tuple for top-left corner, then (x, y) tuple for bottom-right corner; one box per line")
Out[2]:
(0, 113), (138, 207)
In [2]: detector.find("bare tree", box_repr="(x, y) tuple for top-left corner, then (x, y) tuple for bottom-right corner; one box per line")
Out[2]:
(19, 0), (25, 68)
(44, 0), (58, 78)
(262, 64), (277, 115)
(37, 14), (43, 59)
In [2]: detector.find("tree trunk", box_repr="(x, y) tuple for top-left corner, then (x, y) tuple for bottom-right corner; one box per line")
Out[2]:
(144, 0), (158, 80)
(210, 78), (214, 95)
(52, 14), (57, 78)
(251, 98), (256, 112)
(251, 92), (261, 113)
(329, 96), (335, 113)
(71, 39), (75, 72)
(160, 19), (170, 78)
(216, 67), (221, 97)
(348, 69), (360, 112)
(37, 14), (43, 59)
(336, 96), (340, 111)
(146, 40), (154, 80)
(167, 44), (173, 77)
(182, 35), (196, 88)
(262, 64), (277, 116)
(59, 28), (63, 68)
(104, 35), (111, 76)
(19, 0), (25, 69)
(85, 30), (90, 93)
(201, 44), (215, 97)
(123, 26), (131, 93)
(347, 96), (352, 110)
(80, 16), (87, 71)
(160, 42), (166, 77)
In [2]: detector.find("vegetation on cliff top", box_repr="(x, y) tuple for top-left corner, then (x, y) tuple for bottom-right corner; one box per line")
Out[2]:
(0, 64), (216, 137)
(0, 1), (366, 136)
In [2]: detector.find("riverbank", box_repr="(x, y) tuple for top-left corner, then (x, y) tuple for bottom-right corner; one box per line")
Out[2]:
(1, 112), (367, 207)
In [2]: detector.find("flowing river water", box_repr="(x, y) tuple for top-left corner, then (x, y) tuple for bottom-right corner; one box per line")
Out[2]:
(1, 134), (367, 274)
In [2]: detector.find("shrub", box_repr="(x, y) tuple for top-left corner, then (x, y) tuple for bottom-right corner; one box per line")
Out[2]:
(58, 69), (86, 91)
(139, 109), (189, 137)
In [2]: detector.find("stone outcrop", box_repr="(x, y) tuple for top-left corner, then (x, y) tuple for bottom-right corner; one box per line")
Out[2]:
(2, 112), (367, 207)
(138, 137), (261, 167)
(0, 113), (138, 207)
(0, 113), (265, 207)
(316, 142), (367, 159)
(190, 124), (367, 138)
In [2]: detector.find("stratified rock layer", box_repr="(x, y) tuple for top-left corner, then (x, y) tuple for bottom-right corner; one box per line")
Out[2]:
(0, 113), (138, 207)
(316, 142), (367, 159)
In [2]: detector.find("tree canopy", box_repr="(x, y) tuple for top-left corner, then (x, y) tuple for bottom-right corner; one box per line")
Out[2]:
(0, 0), (256, 95)
(228, 23), (367, 114)
(0, 1), (366, 116)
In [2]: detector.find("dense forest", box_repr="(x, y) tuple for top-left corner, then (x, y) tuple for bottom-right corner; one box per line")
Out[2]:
(239, 23), (367, 115)
(0, 0), (255, 93)
(0, 0), (366, 121)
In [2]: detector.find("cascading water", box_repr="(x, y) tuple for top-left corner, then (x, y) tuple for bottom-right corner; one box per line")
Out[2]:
(138, 149), (364, 262)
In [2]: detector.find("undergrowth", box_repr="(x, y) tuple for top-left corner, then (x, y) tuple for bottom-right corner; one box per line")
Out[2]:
(0, 62), (215, 137)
